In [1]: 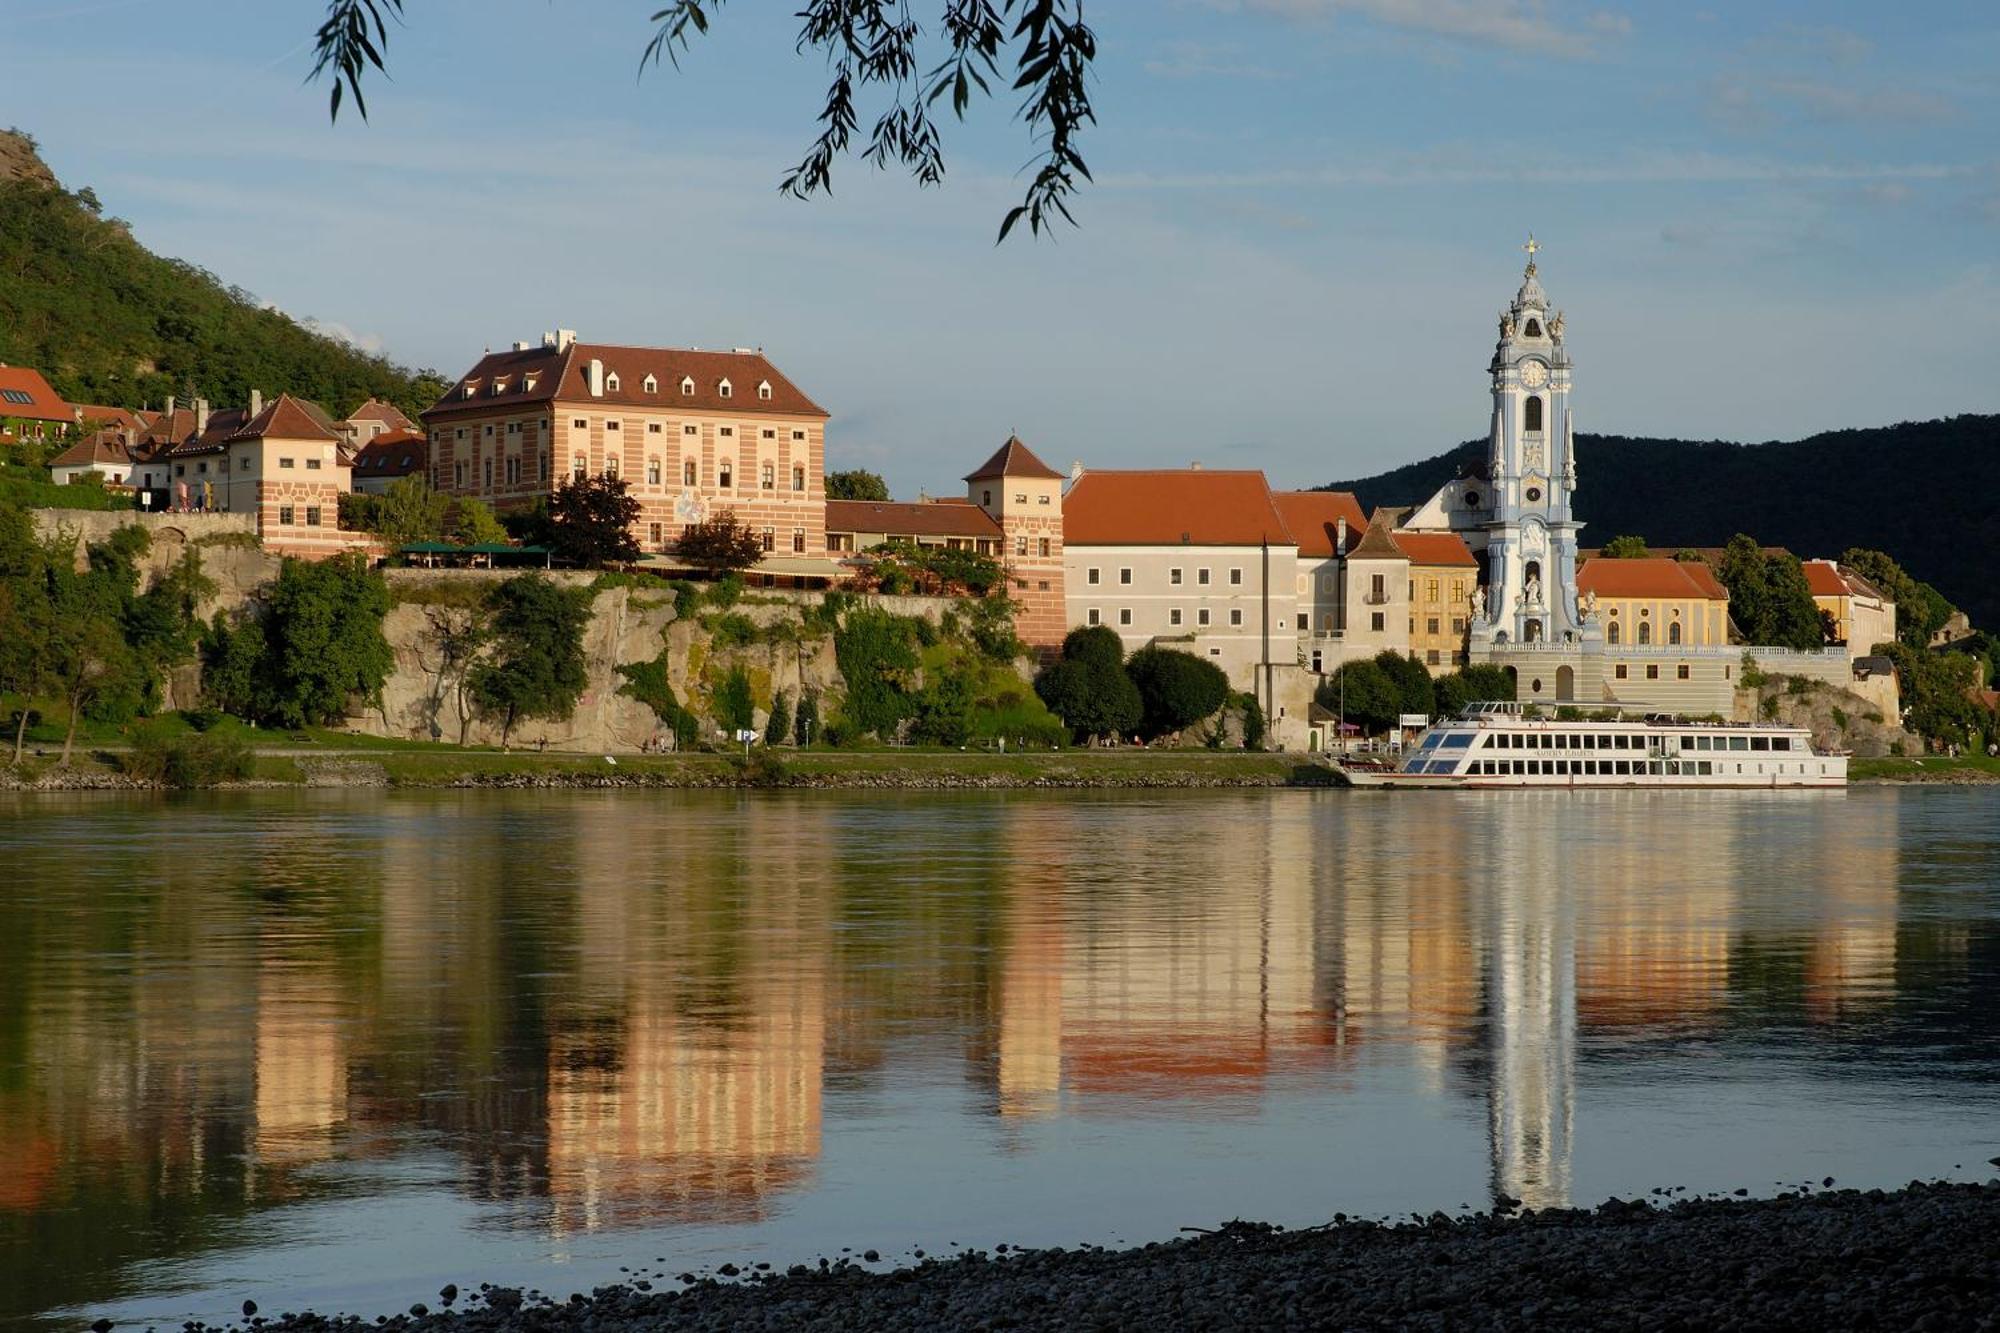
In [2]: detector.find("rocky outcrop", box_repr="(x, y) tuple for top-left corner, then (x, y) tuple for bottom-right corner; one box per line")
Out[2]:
(1738, 676), (1918, 758)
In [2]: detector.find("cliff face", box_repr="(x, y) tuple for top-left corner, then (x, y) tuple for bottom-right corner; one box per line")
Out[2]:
(0, 130), (58, 189)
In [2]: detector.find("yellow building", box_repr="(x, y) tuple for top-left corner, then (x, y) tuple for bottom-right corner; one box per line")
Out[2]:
(1577, 557), (1731, 649)
(1390, 530), (1480, 667)
(1803, 560), (1896, 658)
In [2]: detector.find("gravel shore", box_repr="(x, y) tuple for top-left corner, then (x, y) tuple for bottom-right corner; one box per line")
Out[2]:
(147, 1180), (2000, 1331)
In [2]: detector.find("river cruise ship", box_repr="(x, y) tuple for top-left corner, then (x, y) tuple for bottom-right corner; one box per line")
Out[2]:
(1336, 702), (1847, 788)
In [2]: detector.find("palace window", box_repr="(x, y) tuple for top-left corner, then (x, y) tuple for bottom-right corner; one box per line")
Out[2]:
(1198, 609), (1211, 627)
(1038, 538), (1051, 557)
(684, 460), (698, 486)
(1119, 567), (1132, 585)
(506, 457), (520, 484)
(793, 466), (806, 491)
(719, 462), (733, 488)
(573, 418), (588, 430)
(759, 381), (772, 401)
(1170, 568), (1183, 585)
(1638, 622), (1652, 645)
(761, 462), (775, 490)
(1088, 608), (1101, 626)
(540, 454), (551, 481)
(681, 377), (694, 396)
(574, 456), (587, 480)
(1669, 622), (1682, 645)
(1615, 664), (1629, 679)
(647, 458), (662, 485)
(1427, 617), (1440, 635)
(1230, 568), (1243, 586)
(605, 455), (620, 477)
(650, 522), (662, 545)
(1087, 568), (1100, 585)
(761, 527), (775, 552)
(278, 505), (294, 525)
(1646, 663), (1660, 679)
(1230, 609), (1244, 626)
(648, 422), (662, 434)
(1371, 612), (1384, 632)
(483, 459), (493, 489)
(304, 506), (321, 527)
(1678, 664), (1691, 679)
(279, 457), (295, 469)
(1199, 568), (1212, 586)
(1171, 609), (1183, 627)
(1119, 608), (1133, 626)
(718, 379), (733, 399)
(1608, 622), (1621, 645)
(1016, 536), (1028, 556)
(793, 530), (806, 553)
(453, 461), (465, 487)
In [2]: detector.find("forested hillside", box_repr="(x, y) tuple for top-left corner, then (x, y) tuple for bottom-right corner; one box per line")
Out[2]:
(0, 129), (444, 419)
(1326, 415), (2000, 632)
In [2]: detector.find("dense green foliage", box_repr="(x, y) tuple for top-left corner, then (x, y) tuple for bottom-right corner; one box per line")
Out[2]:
(824, 469), (890, 501)
(1034, 625), (1143, 743)
(794, 688), (821, 746)
(0, 174), (444, 417)
(203, 555), (393, 728)
(1123, 646), (1229, 740)
(1600, 535), (1651, 559)
(615, 650), (700, 748)
(468, 574), (592, 744)
(1875, 642), (1988, 747)
(452, 499), (510, 546)
(1238, 691), (1266, 751)
(715, 665), (756, 734)
(120, 725), (253, 788)
(766, 690), (793, 748)
(1315, 658), (1404, 735)
(1328, 415), (2000, 634)
(1316, 653), (1514, 735)
(672, 508), (762, 574)
(866, 539), (1004, 596)
(1715, 535), (1824, 651)
(549, 475), (642, 567)
(340, 476), (451, 549)
(831, 607), (925, 739)
(1841, 547), (1958, 650)
(1, 463), (134, 513)
(1432, 663), (1517, 716)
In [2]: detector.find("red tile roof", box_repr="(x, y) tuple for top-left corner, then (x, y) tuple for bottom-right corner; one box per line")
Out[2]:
(1802, 560), (1848, 598)
(423, 343), (827, 421)
(0, 366), (73, 422)
(1578, 557), (1729, 600)
(222, 394), (344, 444)
(1389, 529), (1479, 568)
(1064, 469), (1290, 547)
(70, 404), (144, 433)
(1272, 491), (1369, 557)
(352, 429), (427, 478)
(965, 435), (1063, 482)
(49, 430), (135, 468)
(826, 499), (1002, 541)
(344, 397), (417, 431)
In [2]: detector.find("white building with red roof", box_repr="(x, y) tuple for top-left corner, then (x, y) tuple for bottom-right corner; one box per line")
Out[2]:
(0, 365), (75, 441)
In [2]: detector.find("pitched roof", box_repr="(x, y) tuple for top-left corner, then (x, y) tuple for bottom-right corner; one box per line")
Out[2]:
(423, 342), (827, 420)
(160, 407), (251, 457)
(345, 397), (417, 431)
(1272, 491), (1369, 557)
(352, 429), (427, 477)
(965, 435), (1063, 482)
(222, 394), (344, 444)
(71, 404), (144, 433)
(1802, 559), (1855, 599)
(1064, 469), (1290, 547)
(825, 499), (1002, 541)
(0, 365), (73, 422)
(1578, 557), (1728, 600)
(49, 430), (135, 468)
(1345, 514), (1407, 560)
(1389, 529), (1479, 568)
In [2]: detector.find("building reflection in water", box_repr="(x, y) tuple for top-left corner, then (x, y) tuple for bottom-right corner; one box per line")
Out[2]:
(2, 787), (1959, 1327)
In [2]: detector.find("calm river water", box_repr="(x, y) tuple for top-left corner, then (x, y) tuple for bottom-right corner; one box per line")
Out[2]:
(4, 787), (1999, 1327)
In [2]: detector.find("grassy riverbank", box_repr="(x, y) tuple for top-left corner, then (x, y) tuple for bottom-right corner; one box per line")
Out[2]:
(1850, 753), (2000, 783)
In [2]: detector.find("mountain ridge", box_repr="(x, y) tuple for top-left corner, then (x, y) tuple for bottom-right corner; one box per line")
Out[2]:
(1325, 414), (2000, 632)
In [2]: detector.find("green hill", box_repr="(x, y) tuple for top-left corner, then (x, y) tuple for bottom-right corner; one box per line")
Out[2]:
(1325, 414), (2000, 633)
(0, 129), (444, 419)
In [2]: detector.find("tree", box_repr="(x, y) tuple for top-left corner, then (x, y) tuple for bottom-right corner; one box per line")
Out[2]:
(451, 498), (510, 546)
(1840, 548), (1927, 648)
(714, 664), (756, 734)
(766, 690), (793, 748)
(911, 671), (975, 746)
(418, 604), (491, 744)
(547, 473), (642, 567)
(310, 1), (1099, 241)
(468, 574), (592, 745)
(673, 509), (763, 575)
(371, 474), (451, 549)
(1432, 662), (1515, 715)
(831, 607), (923, 738)
(1601, 535), (1650, 559)
(200, 614), (268, 721)
(825, 469), (891, 502)
(1373, 650), (1436, 718)
(1314, 659), (1403, 736)
(1034, 625), (1140, 742)
(1877, 642), (1982, 747)
(794, 688), (820, 747)
(257, 555), (396, 727)
(1718, 535), (1822, 650)
(1123, 646), (1228, 740)
(1238, 691), (1266, 751)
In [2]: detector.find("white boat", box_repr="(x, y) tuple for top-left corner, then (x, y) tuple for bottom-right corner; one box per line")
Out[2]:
(1332, 702), (1846, 789)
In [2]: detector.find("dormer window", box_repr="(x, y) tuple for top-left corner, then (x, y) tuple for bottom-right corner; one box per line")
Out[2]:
(605, 372), (621, 393)
(681, 376), (694, 396)
(718, 378), (732, 399)
(642, 374), (657, 394)
(757, 380), (772, 401)
(524, 374), (539, 391)
(462, 382), (477, 398)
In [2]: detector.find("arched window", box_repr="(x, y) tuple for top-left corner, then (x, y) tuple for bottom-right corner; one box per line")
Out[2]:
(1608, 620), (1621, 645)
(1638, 622), (1652, 645)
(647, 458), (661, 485)
(683, 460), (697, 486)
(793, 465), (805, 492)
(1525, 318), (1542, 338)
(719, 461), (733, 489)
(605, 455), (620, 477)
(1524, 395), (1544, 432)
(1669, 621), (1682, 645)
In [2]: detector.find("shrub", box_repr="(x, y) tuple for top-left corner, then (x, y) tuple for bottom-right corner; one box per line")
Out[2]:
(832, 608), (923, 739)
(766, 691), (793, 748)
(1759, 695), (1780, 719)
(1124, 646), (1228, 740)
(714, 664), (756, 734)
(1239, 691), (1266, 751)
(1831, 705), (1849, 730)
(705, 612), (762, 648)
(122, 727), (252, 788)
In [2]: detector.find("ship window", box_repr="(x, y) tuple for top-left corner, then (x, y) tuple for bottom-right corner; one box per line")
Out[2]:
(1751, 736), (1771, 751)
(1441, 733), (1474, 748)
(1730, 736), (1748, 751)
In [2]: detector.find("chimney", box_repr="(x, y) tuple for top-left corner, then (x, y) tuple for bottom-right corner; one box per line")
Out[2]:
(1336, 516), (1349, 556)
(513, 340), (531, 352)
(1069, 460), (1084, 483)
(249, 388), (264, 419)
(195, 398), (210, 435)
(163, 394), (176, 417)
(1190, 460), (1203, 471)
(586, 358), (606, 397)
(542, 331), (557, 348)
(557, 329), (577, 352)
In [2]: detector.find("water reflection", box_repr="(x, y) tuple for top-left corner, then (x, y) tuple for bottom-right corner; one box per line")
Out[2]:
(3, 788), (1998, 1326)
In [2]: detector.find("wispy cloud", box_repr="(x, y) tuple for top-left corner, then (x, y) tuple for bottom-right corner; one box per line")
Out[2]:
(1102, 150), (1975, 192)
(1204, 0), (1632, 59)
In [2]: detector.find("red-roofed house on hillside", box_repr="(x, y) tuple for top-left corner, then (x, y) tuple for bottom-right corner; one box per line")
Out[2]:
(0, 365), (74, 441)
(1063, 467), (1298, 694)
(48, 428), (141, 487)
(423, 331), (831, 570)
(342, 398), (419, 446)
(350, 429), (428, 495)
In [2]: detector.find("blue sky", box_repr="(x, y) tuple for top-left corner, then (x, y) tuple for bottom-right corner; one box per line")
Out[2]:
(12, 1), (1998, 493)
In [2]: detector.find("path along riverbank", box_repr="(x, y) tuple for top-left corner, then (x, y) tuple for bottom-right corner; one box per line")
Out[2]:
(137, 1180), (2000, 1332)
(5, 749), (1997, 792)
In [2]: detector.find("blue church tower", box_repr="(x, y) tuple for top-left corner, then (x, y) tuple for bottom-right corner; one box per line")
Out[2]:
(1469, 238), (1593, 651)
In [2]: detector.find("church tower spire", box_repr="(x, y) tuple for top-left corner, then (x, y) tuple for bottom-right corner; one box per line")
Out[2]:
(1472, 238), (1584, 648)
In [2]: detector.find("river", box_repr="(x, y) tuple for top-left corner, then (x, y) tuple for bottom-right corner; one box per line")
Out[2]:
(4, 787), (1997, 1327)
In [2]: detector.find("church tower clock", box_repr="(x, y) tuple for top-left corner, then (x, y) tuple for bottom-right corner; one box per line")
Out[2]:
(1471, 237), (1588, 648)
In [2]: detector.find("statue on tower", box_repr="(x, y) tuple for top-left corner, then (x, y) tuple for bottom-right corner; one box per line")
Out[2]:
(1550, 310), (1565, 343)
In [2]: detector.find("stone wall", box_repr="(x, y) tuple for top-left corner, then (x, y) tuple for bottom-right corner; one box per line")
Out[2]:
(32, 508), (278, 619)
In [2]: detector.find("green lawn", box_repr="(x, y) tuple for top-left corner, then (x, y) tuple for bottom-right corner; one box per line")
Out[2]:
(1850, 753), (2000, 782)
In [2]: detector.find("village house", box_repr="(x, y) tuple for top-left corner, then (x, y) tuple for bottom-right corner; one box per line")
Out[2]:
(349, 428), (427, 495)
(0, 364), (75, 443)
(422, 331), (831, 572)
(340, 398), (419, 447)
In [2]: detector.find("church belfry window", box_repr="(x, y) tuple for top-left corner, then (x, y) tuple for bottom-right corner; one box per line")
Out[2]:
(1524, 395), (1544, 433)
(1525, 318), (1542, 338)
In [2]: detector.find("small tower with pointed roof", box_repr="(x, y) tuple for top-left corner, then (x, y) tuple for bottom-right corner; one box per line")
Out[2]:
(966, 435), (1068, 652)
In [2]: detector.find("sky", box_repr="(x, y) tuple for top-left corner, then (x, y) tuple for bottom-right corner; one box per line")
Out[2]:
(11, 0), (1999, 494)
